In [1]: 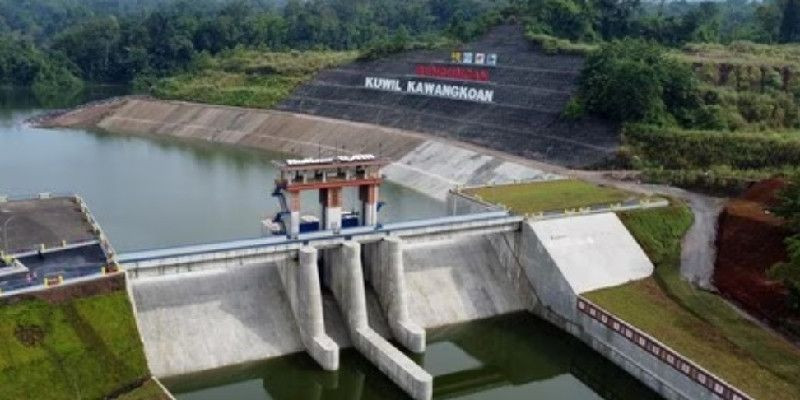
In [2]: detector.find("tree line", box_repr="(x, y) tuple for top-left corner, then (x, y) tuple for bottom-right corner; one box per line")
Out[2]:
(0, 0), (498, 94)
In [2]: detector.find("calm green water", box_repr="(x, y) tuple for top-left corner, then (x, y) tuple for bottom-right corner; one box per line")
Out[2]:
(0, 90), (661, 400)
(165, 313), (661, 400)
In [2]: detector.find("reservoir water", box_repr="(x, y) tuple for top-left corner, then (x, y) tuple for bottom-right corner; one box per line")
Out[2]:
(0, 90), (661, 400)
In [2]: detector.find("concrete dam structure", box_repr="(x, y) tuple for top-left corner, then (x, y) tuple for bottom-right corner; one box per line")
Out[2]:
(120, 210), (670, 400)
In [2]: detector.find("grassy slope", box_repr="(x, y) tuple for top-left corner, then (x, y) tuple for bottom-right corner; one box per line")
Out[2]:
(464, 179), (645, 214)
(0, 291), (150, 400)
(151, 49), (358, 109)
(585, 205), (800, 400)
(117, 379), (171, 400)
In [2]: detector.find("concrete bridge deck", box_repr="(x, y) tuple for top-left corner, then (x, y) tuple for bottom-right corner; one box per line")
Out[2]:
(119, 211), (522, 269)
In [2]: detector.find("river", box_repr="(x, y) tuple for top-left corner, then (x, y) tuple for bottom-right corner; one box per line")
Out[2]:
(0, 89), (661, 400)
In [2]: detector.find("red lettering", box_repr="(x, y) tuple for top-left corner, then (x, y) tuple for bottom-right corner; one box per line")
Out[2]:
(414, 64), (490, 82)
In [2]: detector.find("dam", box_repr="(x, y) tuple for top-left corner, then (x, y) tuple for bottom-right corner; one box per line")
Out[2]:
(2, 21), (759, 398)
(0, 93), (664, 400)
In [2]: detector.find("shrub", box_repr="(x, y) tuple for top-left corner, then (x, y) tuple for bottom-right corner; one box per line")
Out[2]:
(771, 177), (800, 311)
(561, 97), (585, 120)
(624, 124), (800, 170)
(578, 39), (700, 125)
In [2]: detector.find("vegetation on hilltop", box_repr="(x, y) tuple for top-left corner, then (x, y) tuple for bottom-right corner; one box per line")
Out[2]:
(586, 204), (800, 400)
(147, 49), (357, 108)
(0, 0), (502, 95)
(771, 176), (800, 312)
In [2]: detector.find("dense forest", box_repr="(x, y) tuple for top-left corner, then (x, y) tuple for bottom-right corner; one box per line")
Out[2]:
(0, 0), (502, 96)
(2, 0), (800, 97)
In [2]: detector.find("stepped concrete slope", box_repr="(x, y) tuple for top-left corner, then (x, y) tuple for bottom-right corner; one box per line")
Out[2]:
(278, 25), (619, 168)
(402, 234), (526, 329)
(129, 261), (304, 377)
(45, 97), (560, 200)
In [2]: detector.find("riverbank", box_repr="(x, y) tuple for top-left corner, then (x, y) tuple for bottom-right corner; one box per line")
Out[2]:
(39, 96), (563, 201)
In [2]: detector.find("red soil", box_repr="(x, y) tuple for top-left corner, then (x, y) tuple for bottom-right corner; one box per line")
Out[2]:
(715, 179), (792, 322)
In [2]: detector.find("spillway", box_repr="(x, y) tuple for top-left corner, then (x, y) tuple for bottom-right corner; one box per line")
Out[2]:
(130, 260), (304, 377)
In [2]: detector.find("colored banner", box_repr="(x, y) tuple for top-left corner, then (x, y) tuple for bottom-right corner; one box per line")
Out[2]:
(415, 64), (490, 82)
(451, 51), (498, 66)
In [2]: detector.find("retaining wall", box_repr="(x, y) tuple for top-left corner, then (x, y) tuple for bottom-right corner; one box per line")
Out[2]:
(46, 97), (560, 201)
(402, 233), (527, 328)
(576, 298), (752, 400)
(277, 247), (339, 370)
(129, 260), (305, 377)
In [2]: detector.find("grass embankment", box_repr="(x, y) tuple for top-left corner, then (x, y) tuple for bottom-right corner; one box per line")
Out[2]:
(585, 205), (800, 400)
(149, 49), (357, 109)
(117, 379), (171, 400)
(463, 179), (646, 214)
(0, 291), (152, 400)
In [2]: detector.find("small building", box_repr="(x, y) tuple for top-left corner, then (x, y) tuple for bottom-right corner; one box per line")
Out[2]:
(272, 154), (390, 238)
(0, 195), (115, 294)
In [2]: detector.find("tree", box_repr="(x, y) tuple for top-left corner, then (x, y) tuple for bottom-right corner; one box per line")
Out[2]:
(780, 0), (800, 42)
(577, 39), (699, 124)
(595, 0), (641, 39)
(771, 177), (800, 312)
(772, 179), (800, 310)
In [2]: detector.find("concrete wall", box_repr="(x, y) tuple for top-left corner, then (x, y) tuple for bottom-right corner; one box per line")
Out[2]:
(402, 233), (527, 328)
(129, 260), (305, 377)
(363, 237), (426, 352)
(327, 241), (433, 400)
(517, 222), (579, 320)
(276, 247), (339, 370)
(446, 190), (501, 216)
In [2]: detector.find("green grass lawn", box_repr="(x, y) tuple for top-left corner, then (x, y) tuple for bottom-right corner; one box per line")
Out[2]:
(0, 291), (151, 400)
(464, 179), (646, 215)
(150, 49), (357, 109)
(585, 205), (800, 400)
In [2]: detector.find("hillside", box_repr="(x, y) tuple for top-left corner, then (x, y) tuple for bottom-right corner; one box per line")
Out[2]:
(277, 25), (619, 168)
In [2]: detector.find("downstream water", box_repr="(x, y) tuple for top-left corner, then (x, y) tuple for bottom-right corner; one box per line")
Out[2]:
(0, 90), (661, 400)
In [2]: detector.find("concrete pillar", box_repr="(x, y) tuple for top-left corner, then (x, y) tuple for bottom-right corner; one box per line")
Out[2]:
(288, 191), (301, 238)
(369, 237), (426, 353)
(360, 185), (379, 226)
(328, 241), (432, 400)
(277, 246), (339, 370)
(320, 188), (342, 232)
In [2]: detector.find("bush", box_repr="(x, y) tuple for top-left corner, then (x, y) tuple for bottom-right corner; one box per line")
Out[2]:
(624, 124), (800, 170)
(771, 177), (800, 311)
(561, 97), (585, 120)
(578, 39), (700, 125)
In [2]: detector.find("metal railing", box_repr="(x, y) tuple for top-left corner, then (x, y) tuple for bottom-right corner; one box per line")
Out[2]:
(577, 297), (752, 400)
